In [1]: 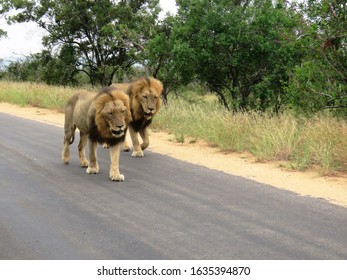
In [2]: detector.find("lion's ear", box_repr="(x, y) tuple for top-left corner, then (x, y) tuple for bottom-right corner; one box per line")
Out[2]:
(151, 78), (164, 96)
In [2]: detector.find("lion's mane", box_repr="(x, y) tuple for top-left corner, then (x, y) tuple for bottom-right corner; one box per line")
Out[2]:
(112, 77), (163, 132)
(89, 88), (132, 146)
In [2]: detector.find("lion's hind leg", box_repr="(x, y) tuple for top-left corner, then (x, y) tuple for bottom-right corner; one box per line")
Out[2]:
(139, 127), (149, 151)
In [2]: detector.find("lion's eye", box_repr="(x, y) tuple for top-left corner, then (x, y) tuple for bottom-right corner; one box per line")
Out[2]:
(108, 112), (113, 116)
(143, 96), (148, 100)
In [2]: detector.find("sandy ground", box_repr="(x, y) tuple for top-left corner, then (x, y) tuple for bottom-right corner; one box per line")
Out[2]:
(1, 102), (347, 208)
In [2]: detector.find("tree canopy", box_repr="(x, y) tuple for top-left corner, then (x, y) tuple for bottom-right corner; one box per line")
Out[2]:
(1, 0), (346, 115)
(2, 0), (161, 85)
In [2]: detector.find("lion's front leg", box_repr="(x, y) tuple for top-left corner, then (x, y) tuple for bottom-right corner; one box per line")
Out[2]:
(109, 143), (125, 181)
(129, 126), (144, 157)
(86, 140), (99, 174)
(140, 127), (149, 151)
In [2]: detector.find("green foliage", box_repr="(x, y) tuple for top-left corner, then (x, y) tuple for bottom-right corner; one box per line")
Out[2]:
(143, 15), (180, 102)
(285, 60), (347, 115)
(0, 28), (6, 38)
(2, 48), (80, 85)
(2, 0), (161, 86)
(285, 0), (347, 116)
(170, 0), (305, 112)
(0, 0), (10, 37)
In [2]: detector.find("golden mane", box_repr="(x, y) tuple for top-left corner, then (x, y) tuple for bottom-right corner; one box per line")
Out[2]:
(93, 89), (132, 141)
(127, 77), (163, 121)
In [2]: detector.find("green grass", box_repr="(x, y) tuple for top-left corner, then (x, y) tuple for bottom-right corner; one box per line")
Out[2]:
(1, 80), (347, 174)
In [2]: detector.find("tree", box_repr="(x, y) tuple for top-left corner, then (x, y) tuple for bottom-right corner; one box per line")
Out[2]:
(4, 0), (161, 86)
(285, 0), (347, 115)
(143, 15), (180, 103)
(171, 0), (305, 111)
(0, 0), (9, 38)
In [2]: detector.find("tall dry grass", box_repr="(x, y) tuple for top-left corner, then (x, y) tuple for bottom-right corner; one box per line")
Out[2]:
(0, 81), (78, 112)
(153, 97), (347, 174)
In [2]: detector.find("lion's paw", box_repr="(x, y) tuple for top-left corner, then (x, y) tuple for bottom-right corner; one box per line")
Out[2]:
(62, 152), (70, 164)
(123, 143), (131, 152)
(110, 173), (125, 181)
(80, 159), (89, 167)
(131, 150), (144, 157)
(86, 166), (99, 174)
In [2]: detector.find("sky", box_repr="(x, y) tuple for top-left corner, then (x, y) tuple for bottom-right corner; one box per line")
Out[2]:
(0, 0), (177, 62)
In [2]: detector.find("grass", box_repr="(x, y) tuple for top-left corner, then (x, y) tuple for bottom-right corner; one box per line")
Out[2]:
(153, 95), (347, 175)
(0, 81), (80, 112)
(1, 80), (347, 175)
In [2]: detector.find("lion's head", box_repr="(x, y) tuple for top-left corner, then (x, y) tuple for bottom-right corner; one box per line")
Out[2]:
(127, 77), (163, 121)
(93, 89), (132, 141)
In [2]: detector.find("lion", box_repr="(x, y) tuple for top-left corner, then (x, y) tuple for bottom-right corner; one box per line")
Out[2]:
(111, 77), (163, 157)
(61, 87), (132, 181)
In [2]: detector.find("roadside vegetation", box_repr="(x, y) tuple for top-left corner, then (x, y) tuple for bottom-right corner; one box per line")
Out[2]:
(1, 80), (346, 175)
(0, 81), (76, 111)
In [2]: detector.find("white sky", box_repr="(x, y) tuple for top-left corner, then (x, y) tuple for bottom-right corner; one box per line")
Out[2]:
(0, 0), (177, 61)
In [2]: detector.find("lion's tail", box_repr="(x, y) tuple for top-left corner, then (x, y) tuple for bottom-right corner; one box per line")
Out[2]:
(63, 124), (76, 145)
(64, 96), (78, 145)
(69, 132), (75, 145)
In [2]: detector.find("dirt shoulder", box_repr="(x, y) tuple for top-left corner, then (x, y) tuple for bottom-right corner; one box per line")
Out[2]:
(1, 102), (347, 208)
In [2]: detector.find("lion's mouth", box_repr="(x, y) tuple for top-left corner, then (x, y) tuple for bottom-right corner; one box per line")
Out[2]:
(144, 112), (153, 119)
(111, 129), (124, 137)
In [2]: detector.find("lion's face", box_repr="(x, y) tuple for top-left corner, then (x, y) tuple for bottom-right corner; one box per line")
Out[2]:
(101, 100), (128, 138)
(138, 90), (160, 120)
(128, 77), (163, 121)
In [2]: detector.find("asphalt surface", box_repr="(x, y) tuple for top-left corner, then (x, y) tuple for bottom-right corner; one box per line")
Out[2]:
(1, 112), (347, 260)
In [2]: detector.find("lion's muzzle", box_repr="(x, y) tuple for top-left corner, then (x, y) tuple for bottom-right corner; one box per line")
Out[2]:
(144, 109), (154, 119)
(111, 126), (125, 138)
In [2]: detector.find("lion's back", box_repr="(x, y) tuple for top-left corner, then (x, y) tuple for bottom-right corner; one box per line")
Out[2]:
(66, 91), (96, 133)
(111, 83), (129, 92)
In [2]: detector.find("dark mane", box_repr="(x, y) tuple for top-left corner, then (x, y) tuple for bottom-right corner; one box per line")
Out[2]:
(88, 117), (126, 146)
(130, 117), (152, 132)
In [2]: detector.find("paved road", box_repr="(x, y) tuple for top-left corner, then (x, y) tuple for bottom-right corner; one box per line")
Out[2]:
(1, 113), (347, 260)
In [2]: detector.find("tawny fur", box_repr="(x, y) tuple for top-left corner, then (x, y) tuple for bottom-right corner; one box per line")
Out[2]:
(61, 88), (132, 181)
(112, 77), (163, 157)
